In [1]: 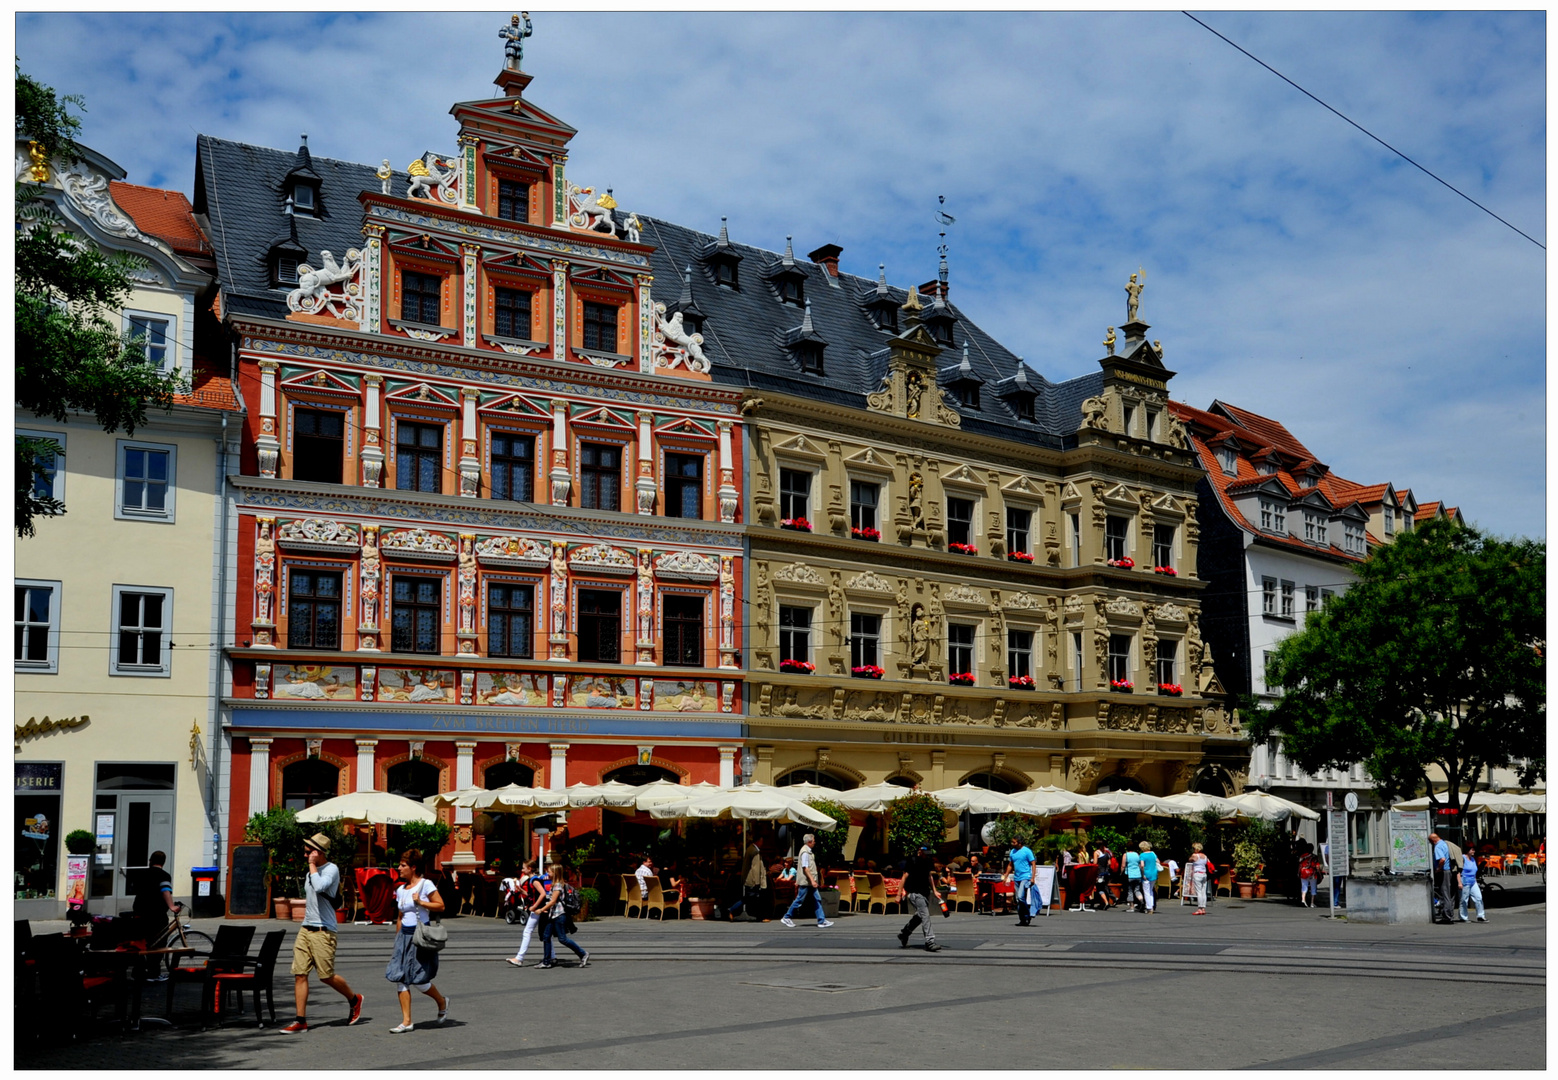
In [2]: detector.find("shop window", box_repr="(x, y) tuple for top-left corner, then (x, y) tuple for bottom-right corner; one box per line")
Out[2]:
(287, 570), (342, 650)
(15, 763), (64, 901)
(395, 421), (443, 493)
(579, 443), (621, 511)
(777, 769), (851, 790)
(962, 771), (1018, 794)
(497, 179), (529, 223)
(112, 586), (172, 676)
(662, 595), (704, 667)
(487, 583), (534, 659)
(664, 453), (704, 519)
(577, 590), (621, 663)
(778, 606), (811, 663)
(281, 759), (341, 812)
(946, 497), (974, 547)
(401, 270), (443, 326)
(850, 612), (881, 669)
(293, 409), (344, 484)
(948, 623), (974, 676)
(494, 287), (533, 340)
(582, 301), (618, 352)
(390, 576), (442, 654)
(490, 432), (534, 502)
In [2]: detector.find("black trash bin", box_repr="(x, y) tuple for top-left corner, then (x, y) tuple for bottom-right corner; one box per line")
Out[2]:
(190, 866), (225, 919)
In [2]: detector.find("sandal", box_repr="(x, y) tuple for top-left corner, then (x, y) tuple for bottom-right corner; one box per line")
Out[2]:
(506, 958), (525, 967)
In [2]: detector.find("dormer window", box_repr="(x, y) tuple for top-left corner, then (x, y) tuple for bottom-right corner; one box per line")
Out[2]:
(1259, 498), (1287, 534)
(1013, 393), (1035, 422)
(776, 276), (804, 306)
(275, 254), (299, 285)
(283, 136), (322, 217)
(714, 260), (739, 290)
(953, 382), (980, 410)
(795, 341), (824, 375)
(1219, 447), (1238, 475)
(1384, 506), (1395, 536)
(1300, 474), (1317, 488)
(291, 183), (315, 214)
(766, 237), (808, 307)
(872, 303), (897, 332)
(703, 217), (743, 291)
(680, 311), (704, 337)
(1259, 460), (1278, 476)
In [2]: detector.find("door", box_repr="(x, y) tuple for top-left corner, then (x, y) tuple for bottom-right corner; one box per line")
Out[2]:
(114, 793), (175, 909)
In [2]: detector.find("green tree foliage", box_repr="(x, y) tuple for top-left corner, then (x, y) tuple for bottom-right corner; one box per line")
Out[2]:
(884, 792), (948, 857)
(15, 68), (183, 537)
(396, 819), (453, 860)
(1247, 518), (1544, 816)
(985, 814), (1039, 853)
(804, 798), (852, 868)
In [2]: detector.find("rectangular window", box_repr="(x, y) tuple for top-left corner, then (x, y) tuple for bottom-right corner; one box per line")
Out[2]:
(1280, 580), (1295, 619)
(113, 587), (171, 675)
(1146, 410), (1160, 441)
(1007, 629), (1033, 679)
(490, 432), (534, 502)
(778, 606), (811, 664)
(1006, 508), (1031, 556)
(401, 270), (442, 325)
(1273, 502), (1286, 533)
(1263, 650), (1279, 692)
(1354, 810), (1371, 856)
(1260, 500), (1273, 530)
(577, 589), (621, 663)
(1314, 514), (1328, 544)
(850, 612), (881, 669)
(395, 421), (443, 493)
(1105, 515), (1129, 562)
(662, 595), (704, 667)
(22, 430), (64, 503)
(1321, 589), (1335, 606)
(390, 576), (442, 655)
(1384, 507), (1395, 536)
(487, 583), (534, 659)
(1344, 522), (1365, 554)
(582, 301), (618, 352)
(946, 497), (974, 547)
(947, 623), (975, 676)
(579, 442), (621, 511)
(128, 314), (171, 371)
(1070, 513), (1081, 567)
(1220, 447), (1238, 475)
(1262, 577), (1277, 616)
(1305, 586), (1319, 614)
(664, 453), (704, 519)
(293, 409), (344, 484)
(15, 582), (59, 672)
(779, 468), (810, 521)
(850, 481), (879, 533)
(1108, 634), (1132, 685)
(715, 261), (738, 290)
(286, 570), (342, 650)
(493, 287), (533, 340)
(1121, 405), (1135, 436)
(117, 441), (177, 523)
(496, 179), (529, 223)
(1072, 631), (1084, 692)
(1157, 639), (1177, 687)
(1153, 524), (1174, 569)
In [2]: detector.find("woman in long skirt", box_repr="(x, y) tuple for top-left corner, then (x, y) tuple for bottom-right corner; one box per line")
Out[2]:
(386, 848), (449, 1031)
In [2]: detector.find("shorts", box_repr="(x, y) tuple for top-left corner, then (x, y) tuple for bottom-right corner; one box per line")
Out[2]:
(291, 926), (338, 978)
(1299, 877), (1316, 896)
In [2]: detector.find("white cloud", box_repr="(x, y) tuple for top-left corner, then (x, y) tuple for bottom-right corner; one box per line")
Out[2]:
(17, 11), (1544, 536)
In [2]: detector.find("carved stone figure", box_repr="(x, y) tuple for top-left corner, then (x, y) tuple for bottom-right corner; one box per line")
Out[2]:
(1068, 756), (1101, 793)
(1080, 395), (1109, 430)
(905, 372), (925, 419)
(288, 248), (362, 318)
(907, 471), (925, 529)
(457, 534), (478, 653)
(376, 159), (393, 195)
(827, 571), (845, 650)
(406, 153), (458, 204)
(567, 183), (617, 235)
(499, 12), (533, 70)
(909, 603), (929, 664)
(1125, 268), (1144, 323)
(622, 213), (642, 243)
(1103, 326), (1116, 356)
(651, 303), (709, 372)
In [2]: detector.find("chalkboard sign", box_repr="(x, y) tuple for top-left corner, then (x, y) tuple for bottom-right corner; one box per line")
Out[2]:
(228, 843), (270, 917)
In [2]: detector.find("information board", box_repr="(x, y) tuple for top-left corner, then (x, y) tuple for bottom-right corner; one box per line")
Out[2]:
(227, 844), (269, 917)
(1389, 810), (1432, 873)
(1033, 865), (1058, 915)
(1327, 810), (1350, 876)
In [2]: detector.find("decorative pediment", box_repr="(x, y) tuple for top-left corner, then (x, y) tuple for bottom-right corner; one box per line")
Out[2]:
(569, 543), (635, 575)
(280, 368), (359, 398)
(844, 571), (892, 593)
(655, 416), (715, 440)
(478, 393), (550, 419)
(1149, 492), (1185, 516)
(654, 550), (719, 582)
(1001, 474), (1044, 499)
(381, 527), (458, 561)
(384, 382), (459, 409)
(1060, 481), (1084, 504)
(843, 446), (894, 474)
(387, 232), (461, 260)
(480, 249), (552, 278)
(942, 584), (987, 608)
(1100, 483), (1141, 509)
(772, 562), (825, 587)
(277, 518), (361, 552)
(940, 464), (987, 491)
(772, 434), (828, 463)
(474, 535), (550, 569)
(1003, 592), (1041, 611)
(1154, 603), (1189, 624)
(571, 406), (635, 430)
(1105, 595), (1142, 618)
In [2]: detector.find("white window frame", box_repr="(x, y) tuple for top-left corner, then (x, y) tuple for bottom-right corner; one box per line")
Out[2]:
(1305, 586), (1319, 614)
(777, 604), (813, 664)
(1344, 521), (1365, 555)
(849, 609), (884, 670)
(1069, 513), (1082, 567)
(1383, 506), (1395, 536)
(1219, 446), (1238, 475)
(110, 584), (173, 677)
(15, 578), (62, 675)
(1261, 577), (1277, 616)
(123, 309), (177, 374)
(945, 495), (977, 548)
(1280, 580), (1295, 619)
(947, 621), (976, 676)
(1005, 505), (1032, 556)
(115, 439), (178, 523)
(1156, 637), (1177, 686)
(1007, 627), (1034, 679)
(18, 427), (66, 505)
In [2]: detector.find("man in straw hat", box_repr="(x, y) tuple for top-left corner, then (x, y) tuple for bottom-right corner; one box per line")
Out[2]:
(280, 833), (365, 1033)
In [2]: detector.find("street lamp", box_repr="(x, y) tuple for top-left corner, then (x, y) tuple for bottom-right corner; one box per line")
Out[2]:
(739, 750), (756, 786)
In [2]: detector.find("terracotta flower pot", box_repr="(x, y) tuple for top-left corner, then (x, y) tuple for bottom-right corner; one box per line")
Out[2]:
(1255, 879), (1268, 899)
(1237, 882), (1255, 900)
(687, 898), (716, 920)
(290, 897), (308, 921)
(274, 898), (292, 920)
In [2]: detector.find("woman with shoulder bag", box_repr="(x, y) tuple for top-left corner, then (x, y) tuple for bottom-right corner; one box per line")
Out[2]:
(386, 848), (450, 1032)
(536, 861), (589, 969)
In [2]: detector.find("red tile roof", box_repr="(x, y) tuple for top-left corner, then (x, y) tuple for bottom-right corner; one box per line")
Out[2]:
(173, 357), (240, 411)
(109, 181), (210, 256)
(1212, 401), (1317, 460)
(1334, 481), (1390, 505)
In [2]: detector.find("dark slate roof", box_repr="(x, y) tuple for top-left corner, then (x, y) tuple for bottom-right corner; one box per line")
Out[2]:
(195, 134), (1100, 442)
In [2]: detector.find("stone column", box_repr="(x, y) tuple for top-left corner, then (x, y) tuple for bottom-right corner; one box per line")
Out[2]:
(248, 738), (273, 817)
(719, 746), (737, 787)
(717, 420), (738, 523)
(930, 749), (946, 791)
(460, 245), (480, 349)
(549, 398), (570, 506)
(637, 275), (654, 370)
(635, 411), (657, 514)
(358, 525), (382, 652)
(755, 745), (774, 785)
(458, 388), (481, 497)
(548, 541), (570, 660)
(360, 374), (384, 487)
(549, 743), (569, 790)
(355, 739), (378, 792)
(458, 135), (480, 214)
(451, 740), (478, 865)
(256, 360), (280, 477)
(359, 224), (384, 333)
(551, 260), (568, 356)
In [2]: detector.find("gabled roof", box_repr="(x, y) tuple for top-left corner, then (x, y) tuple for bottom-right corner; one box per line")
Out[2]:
(1210, 400), (1316, 460)
(109, 181), (210, 257)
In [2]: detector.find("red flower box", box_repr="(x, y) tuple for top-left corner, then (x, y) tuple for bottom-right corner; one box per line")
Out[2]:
(780, 517), (812, 532)
(1008, 675), (1036, 690)
(1154, 566), (1177, 576)
(948, 672), (976, 686)
(1107, 557), (1135, 569)
(1008, 551), (1034, 563)
(1110, 679), (1134, 692)
(779, 659), (815, 674)
(949, 542), (979, 556)
(851, 526), (881, 541)
(851, 665), (885, 679)
(1159, 683), (1183, 696)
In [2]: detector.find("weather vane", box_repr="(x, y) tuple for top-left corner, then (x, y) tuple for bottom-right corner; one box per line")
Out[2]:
(935, 195), (955, 290)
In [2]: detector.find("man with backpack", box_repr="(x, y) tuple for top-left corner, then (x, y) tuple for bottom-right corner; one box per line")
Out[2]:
(535, 861), (589, 969)
(281, 833), (364, 1033)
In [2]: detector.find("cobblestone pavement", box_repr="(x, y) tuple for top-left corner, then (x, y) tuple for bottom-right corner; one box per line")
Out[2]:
(17, 888), (1545, 1070)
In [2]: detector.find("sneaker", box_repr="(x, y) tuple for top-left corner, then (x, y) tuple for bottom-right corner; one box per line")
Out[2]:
(536, 961), (555, 969)
(578, 953), (590, 968)
(143, 972), (169, 983)
(781, 917), (796, 928)
(506, 958), (525, 968)
(1477, 916), (1487, 922)
(436, 998), (450, 1025)
(924, 942), (942, 952)
(817, 920), (835, 928)
(279, 1019), (309, 1034)
(348, 994), (365, 1026)
(390, 1023), (414, 1034)
(897, 931), (911, 949)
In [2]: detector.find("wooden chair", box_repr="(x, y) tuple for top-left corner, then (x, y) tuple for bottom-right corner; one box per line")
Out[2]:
(951, 872), (976, 912)
(166, 924), (255, 1025)
(644, 876), (680, 921)
(1156, 867), (1172, 897)
(32, 933), (126, 1040)
(865, 873), (900, 916)
(210, 930), (286, 1027)
(850, 874), (872, 913)
(1214, 868), (1233, 899)
(618, 874), (643, 918)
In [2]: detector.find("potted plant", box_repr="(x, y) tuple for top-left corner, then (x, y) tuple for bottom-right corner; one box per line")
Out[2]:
(1153, 565), (1177, 576)
(948, 671), (975, 686)
(1107, 556), (1135, 569)
(949, 542), (978, 556)
(1008, 551), (1034, 563)
(851, 665), (884, 679)
(1158, 683), (1183, 697)
(779, 658), (815, 674)
(65, 829), (95, 856)
(851, 526), (880, 541)
(1110, 679), (1134, 692)
(576, 886), (600, 921)
(246, 805), (304, 918)
(780, 516), (812, 532)
(1008, 675), (1036, 690)
(1233, 839), (1262, 899)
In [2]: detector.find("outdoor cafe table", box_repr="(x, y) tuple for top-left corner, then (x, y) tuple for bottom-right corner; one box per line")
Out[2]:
(80, 945), (195, 1030)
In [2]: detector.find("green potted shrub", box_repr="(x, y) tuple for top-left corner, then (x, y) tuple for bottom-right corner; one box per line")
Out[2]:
(246, 806), (304, 918)
(64, 829), (95, 856)
(1233, 840), (1262, 898)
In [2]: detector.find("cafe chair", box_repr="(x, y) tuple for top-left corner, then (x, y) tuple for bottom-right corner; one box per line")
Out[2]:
(617, 875), (642, 918)
(210, 930), (286, 1027)
(166, 924), (255, 1026)
(32, 933), (126, 1040)
(1214, 868), (1234, 899)
(644, 876), (680, 921)
(951, 872), (977, 913)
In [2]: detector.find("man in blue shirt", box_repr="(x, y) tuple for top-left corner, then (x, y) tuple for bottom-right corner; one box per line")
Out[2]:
(1139, 842), (1161, 914)
(1430, 832), (1455, 924)
(1005, 841), (1037, 926)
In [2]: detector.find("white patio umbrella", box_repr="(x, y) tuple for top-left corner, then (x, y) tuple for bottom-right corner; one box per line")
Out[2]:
(633, 779), (719, 811)
(296, 790), (436, 826)
(422, 786), (489, 810)
(1005, 788), (1085, 816)
(562, 780), (644, 809)
(1088, 790), (1180, 816)
(1225, 790), (1321, 822)
(474, 784), (570, 812)
(648, 786), (839, 829)
(927, 785), (1038, 816)
(830, 782), (923, 812)
(1157, 791), (1240, 818)
(1393, 792), (1546, 815)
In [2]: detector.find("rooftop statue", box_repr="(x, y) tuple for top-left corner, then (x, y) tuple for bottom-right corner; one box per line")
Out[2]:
(1125, 267), (1145, 323)
(500, 12), (533, 71)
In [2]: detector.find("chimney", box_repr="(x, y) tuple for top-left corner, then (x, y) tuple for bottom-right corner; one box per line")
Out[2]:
(808, 243), (843, 278)
(919, 279), (948, 300)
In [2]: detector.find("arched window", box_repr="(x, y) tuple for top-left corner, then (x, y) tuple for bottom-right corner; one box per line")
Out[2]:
(281, 759), (340, 811)
(885, 775), (918, 788)
(386, 759), (441, 802)
(775, 769), (852, 790)
(602, 764), (681, 787)
(1193, 767), (1231, 797)
(961, 771), (1018, 794)
(1096, 775), (1146, 794)
(483, 761), (535, 790)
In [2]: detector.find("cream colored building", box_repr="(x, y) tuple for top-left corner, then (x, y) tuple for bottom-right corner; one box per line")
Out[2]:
(15, 139), (240, 918)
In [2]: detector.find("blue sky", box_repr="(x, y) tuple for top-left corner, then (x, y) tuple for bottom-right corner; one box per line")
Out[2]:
(16, 11), (1546, 538)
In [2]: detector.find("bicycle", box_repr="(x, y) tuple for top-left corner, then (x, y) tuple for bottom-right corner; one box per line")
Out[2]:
(146, 905), (215, 977)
